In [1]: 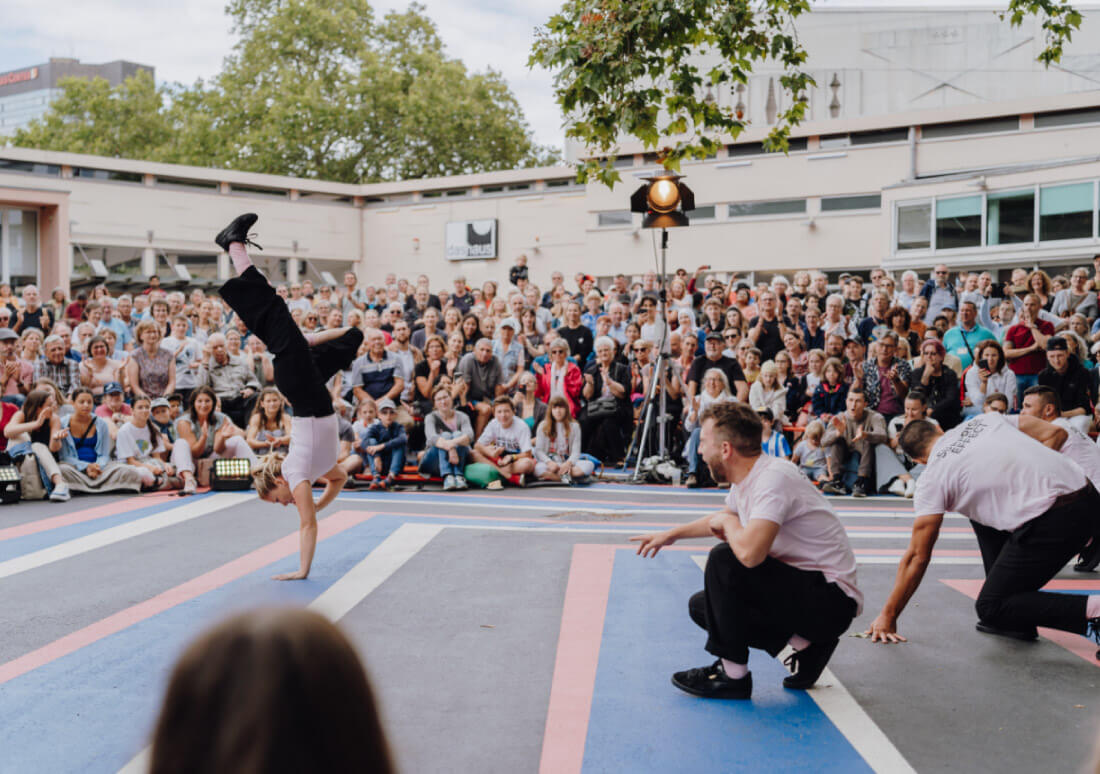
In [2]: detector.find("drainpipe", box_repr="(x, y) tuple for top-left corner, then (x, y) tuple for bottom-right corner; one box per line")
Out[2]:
(908, 126), (917, 181)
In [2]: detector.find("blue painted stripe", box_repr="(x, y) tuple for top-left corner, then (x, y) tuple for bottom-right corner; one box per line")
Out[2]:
(582, 550), (874, 773)
(0, 494), (220, 563)
(0, 514), (409, 774)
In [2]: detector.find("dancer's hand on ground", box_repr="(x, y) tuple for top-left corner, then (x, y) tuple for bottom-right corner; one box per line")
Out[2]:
(630, 530), (675, 557)
(865, 613), (907, 644)
(272, 570), (309, 581)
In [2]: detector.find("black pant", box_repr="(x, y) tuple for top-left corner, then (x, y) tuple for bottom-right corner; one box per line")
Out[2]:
(219, 392), (258, 429)
(694, 542), (857, 664)
(973, 486), (1099, 635)
(219, 267), (362, 418)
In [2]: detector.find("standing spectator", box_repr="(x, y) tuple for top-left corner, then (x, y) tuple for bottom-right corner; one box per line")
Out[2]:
(859, 332), (910, 421)
(908, 338), (961, 430)
(509, 253), (530, 288)
(457, 338), (505, 436)
(1004, 293), (1055, 393)
(963, 340), (1017, 415)
(919, 264), (958, 325)
(581, 336), (631, 465)
(746, 290), (786, 363)
(34, 335), (81, 398)
(821, 386), (888, 497)
(556, 300), (594, 366)
(1037, 337), (1094, 433)
(943, 300), (994, 371)
(340, 271), (368, 317)
(361, 398), (407, 489)
(419, 386), (473, 490)
(536, 339), (583, 417)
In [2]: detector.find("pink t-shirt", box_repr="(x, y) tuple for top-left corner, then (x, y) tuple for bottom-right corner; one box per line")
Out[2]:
(913, 413), (1086, 531)
(725, 455), (862, 612)
(1004, 414), (1100, 491)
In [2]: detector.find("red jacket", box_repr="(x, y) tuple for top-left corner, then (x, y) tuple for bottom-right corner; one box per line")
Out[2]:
(535, 361), (583, 417)
(0, 400), (17, 452)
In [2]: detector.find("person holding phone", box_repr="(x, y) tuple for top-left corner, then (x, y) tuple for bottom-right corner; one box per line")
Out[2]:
(963, 340), (1017, 415)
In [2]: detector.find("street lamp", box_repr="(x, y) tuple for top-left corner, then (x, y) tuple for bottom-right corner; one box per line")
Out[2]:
(624, 173), (695, 480)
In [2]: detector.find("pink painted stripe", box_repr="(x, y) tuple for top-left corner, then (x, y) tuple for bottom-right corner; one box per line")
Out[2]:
(633, 544), (980, 557)
(941, 578), (1099, 668)
(539, 544), (615, 774)
(0, 492), (178, 543)
(0, 509), (376, 686)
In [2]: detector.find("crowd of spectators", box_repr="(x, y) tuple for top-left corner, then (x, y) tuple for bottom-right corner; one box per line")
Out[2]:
(3, 253), (1100, 501)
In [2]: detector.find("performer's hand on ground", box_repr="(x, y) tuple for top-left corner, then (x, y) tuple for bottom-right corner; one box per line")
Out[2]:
(630, 530), (675, 557)
(866, 613), (907, 643)
(273, 570), (309, 581)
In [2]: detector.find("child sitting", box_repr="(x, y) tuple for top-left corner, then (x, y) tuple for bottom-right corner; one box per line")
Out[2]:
(791, 419), (827, 482)
(758, 408), (790, 458)
(360, 398), (407, 490)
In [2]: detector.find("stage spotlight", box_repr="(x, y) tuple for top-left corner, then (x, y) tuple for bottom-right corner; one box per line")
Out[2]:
(630, 173), (695, 229)
(211, 458), (254, 491)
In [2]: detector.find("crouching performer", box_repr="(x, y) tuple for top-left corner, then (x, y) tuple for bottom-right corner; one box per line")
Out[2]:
(631, 402), (862, 699)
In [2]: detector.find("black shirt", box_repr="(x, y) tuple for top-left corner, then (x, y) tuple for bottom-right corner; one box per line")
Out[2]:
(557, 324), (593, 366)
(751, 316), (786, 363)
(687, 355), (746, 393)
(1038, 358), (1094, 413)
(16, 306), (51, 334)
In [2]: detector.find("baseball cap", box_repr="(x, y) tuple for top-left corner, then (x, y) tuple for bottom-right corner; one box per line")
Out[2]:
(498, 319), (517, 330)
(376, 397), (397, 412)
(1047, 336), (1069, 352)
(150, 398), (170, 410)
(0, 327), (17, 341)
(103, 382), (123, 395)
(705, 332), (724, 342)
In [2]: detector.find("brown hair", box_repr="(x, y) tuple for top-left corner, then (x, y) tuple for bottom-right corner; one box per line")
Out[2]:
(149, 608), (394, 774)
(700, 401), (762, 457)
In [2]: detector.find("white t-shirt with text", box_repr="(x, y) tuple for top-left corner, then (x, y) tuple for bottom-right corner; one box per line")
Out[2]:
(477, 418), (532, 454)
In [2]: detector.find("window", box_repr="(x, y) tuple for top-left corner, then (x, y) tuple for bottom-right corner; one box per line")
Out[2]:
(546, 178), (581, 189)
(230, 184), (287, 199)
(726, 138), (807, 157)
(935, 195), (982, 249)
(690, 205), (717, 221)
(818, 134), (851, 149)
(157, 176), (219, 191)
(1039, 182), (1094, 242)
(597, 211), (633, 227)
(986, 189), (1034, 246)
(507, 183), (532, 191)
(851, 127), (910, 145)
(922, 116), (1019, 140)
(821, 194), (881, 212)
(613, 156), (635, 168)
(727, 199), (806, 218)
(1034, 107), (1100, 129)
(446, 189), (468, 198)
(74, 167), (143, 183)
(896, 203), (931, 251)
(481, 185), (504, 194)
(0, 158), (59, 176)
(422, 191), (443, 199)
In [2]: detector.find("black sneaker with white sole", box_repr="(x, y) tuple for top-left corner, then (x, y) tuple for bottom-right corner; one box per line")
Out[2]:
(783, 638), (839, 690)
(215, 213), (261, 252)
(975, 620), (1038, 641)
(671, 659), (752, 700)
(821, 478), (847, 496)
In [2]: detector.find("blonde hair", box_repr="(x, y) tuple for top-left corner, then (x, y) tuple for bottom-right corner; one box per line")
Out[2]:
(803, 420), (825, 442)
(252, 452), (286, 497)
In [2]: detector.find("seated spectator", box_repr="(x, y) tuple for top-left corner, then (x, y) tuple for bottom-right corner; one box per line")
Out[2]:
(361, 398), (408, 489)
(78, 335), (124, 400)
(908, 338), (961, 430)
(1051, 266), (1097, 319)
(886, 305), (920, 356)
(58, 388), (143, 495)
(683, 368), (734, 487)
(982, 391), (1009, 414)
(116, 396), (178, 491)
(748, 361), (787, 422)
(534, 396), (594, 483)
(246, 388), (292, 456)
(94, 382), (132, 440)
(350, 328), (408, 423)
(581, 336), (631, 465)
(1037, 336), (1094, 433)
(687, 333), (749, 406)
(472, 396), (535, 486)
(163, 314), (204, 406)
(821, 386), (887, 497)
(880, 391), (936, 498)
(34, 334), (81, 398)
(791, 419), (827, 482)
(173, 386), (256, 495)
(942, 299), (994, 370)
(419, 386), (473, 490)
(0, 398), (16, 451)
(536, 339), (583, 417)
(1004, 293), (1054, 393)
(3, 387), (70, 501)
(148, 608), (395, 774)
(457, 338), (506, 436)
(557, 300), (594, 365)
(0, 327), (31, 407)
(811, 357), (848, 419)
(963, 340), (1016, 415)
(513, 371), (548, 432)
(758, 408), (790, 458)
(858, 332), (910, 421)
(202, 332), (259, 429)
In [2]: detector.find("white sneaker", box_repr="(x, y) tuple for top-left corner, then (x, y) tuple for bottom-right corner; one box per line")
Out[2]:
(442, 475), (456, 491)
(887, 477), (907, 497)
(904, 478), (916, 498)
(455, 475), (468, 490)
(181, 477), (197, 495)
(49, 483), (71, 502)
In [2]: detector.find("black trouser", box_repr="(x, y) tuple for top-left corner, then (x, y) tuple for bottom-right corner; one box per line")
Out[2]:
(692, 542), (857, 664)
(218, 392), (258, 429)
(219, 267), (362, 418)
(973, 486), (1100, 635)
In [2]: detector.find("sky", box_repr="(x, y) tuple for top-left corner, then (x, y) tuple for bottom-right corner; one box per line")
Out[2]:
(0, 0), (1093, 153)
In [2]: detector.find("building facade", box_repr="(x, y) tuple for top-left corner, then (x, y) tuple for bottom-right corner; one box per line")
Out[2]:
(0, 58), (154, 137)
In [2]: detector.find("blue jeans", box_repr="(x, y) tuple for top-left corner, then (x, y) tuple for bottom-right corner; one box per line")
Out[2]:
(368, 446), (406, 477)
(1014, 373), (1038, 397)
(419, 444), (469, 477)
(1, 394), (24, 408)
(683, 427), (702, 473)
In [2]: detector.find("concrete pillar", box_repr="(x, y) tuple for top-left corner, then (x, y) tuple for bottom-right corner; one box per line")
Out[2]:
(142, 247), (157, 278)
(287, 257), (301, 283)
(217, 252), (230, 280)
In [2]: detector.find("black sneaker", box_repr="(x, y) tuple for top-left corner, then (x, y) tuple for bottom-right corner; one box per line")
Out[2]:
(782, 638), (839, 690)
(975, 620), (1038, 641)
(215, 213), (262, 252)
(851, 478), (869, 498)
(1088, 617), (1100, 661)
(821, 478), (847, 496)
(684, 473), (698, 488)
(671, 659), (752, 700)
(1074, 539), (1099, 573)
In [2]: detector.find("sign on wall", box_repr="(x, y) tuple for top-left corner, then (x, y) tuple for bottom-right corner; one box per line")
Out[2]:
(445, 219), (497, 260)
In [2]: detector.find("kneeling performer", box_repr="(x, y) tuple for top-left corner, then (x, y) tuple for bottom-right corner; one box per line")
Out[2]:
(216, 213), (364, 580)
(631, 402), (862, 699)
(868, 412), (1100, 657)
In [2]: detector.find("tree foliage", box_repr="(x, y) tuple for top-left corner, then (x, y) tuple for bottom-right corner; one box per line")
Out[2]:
(11, 0), (558, 182)
(531, 0), (1082, 188)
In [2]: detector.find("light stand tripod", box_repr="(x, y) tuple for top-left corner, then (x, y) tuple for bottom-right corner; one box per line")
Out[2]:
(626, 228), (677, 481)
